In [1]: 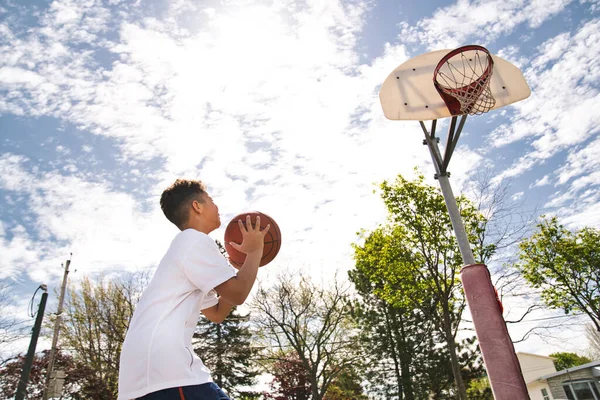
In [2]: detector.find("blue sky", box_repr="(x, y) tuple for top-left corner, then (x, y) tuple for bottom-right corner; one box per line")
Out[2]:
(1, 0), (599, 361)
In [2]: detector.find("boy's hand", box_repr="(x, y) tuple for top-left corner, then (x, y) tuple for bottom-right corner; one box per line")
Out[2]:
(228, 215), (270, 255)
(217, 216), (270, 305)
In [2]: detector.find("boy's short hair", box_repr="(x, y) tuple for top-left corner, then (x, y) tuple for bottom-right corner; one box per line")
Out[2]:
(160, 179), (207, 230)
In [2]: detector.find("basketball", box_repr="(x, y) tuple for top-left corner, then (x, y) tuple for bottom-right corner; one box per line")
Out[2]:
(224, 211), (281, 268)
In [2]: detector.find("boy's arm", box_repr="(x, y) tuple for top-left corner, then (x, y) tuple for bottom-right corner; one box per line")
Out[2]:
(202, 246), (261, 322)
(201, 297), (235, 323)
(213, 250), (261, 305)
(214, 216), (268, 305)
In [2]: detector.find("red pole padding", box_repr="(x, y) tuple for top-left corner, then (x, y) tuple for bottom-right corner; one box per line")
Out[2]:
(460, 264), (530, 399)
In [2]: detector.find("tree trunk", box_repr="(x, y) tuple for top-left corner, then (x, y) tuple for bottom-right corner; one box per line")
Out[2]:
(311, 373), (321, 400)
(397, 312), (415, 400)
(383, 305), (403, 399)
(309, 360), (322, 400)
(442, 302), (467, 400)
(388, 305), (415, 400)
(215, 323), (222, 387)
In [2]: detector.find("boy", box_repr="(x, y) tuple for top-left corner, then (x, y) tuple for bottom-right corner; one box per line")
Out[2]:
(118, 179), (269, 400)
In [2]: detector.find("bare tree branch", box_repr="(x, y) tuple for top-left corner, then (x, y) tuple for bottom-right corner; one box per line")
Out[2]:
(0, 280), (28, 367)
(250, 270), (362, 400)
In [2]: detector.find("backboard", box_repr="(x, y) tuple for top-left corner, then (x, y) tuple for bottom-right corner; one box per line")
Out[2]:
(379, 48), (531, 121)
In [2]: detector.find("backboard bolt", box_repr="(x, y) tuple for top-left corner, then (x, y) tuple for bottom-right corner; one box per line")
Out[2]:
(422, 139), (427, 145)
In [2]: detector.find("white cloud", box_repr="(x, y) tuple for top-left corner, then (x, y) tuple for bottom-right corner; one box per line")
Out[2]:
(556, 136), (600, 185)
(542, 137), (600, 227)
(545, 190), (575, 208)
(561, 198), (600, 227)
(581, 0), (600, 12)
(0, 153), (171, 281)
(0, 224), (41, 280)
(0, 67), (45, 86)
(497, 45), (528, 69)
(490, 19), (600, 183)
(0, 0), (433, 285)
(532, 175), (550, 187)
(399, 0), (573, 50)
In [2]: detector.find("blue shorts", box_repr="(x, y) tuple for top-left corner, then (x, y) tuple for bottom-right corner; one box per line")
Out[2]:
(137, 383), (231, 400)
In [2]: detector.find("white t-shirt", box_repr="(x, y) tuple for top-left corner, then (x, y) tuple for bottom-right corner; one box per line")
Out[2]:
(117, 229), (237, 400)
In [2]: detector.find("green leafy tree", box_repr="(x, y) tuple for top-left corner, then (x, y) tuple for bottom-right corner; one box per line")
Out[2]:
(549, 352), (592, 371)
(466, 377), (492, 400)
(193, 308), (260, 398)
(355, 173), (490, 400)
(350, 230), (439, 400)
(349, 298), (424, 399)
(518, 217), (600, 331)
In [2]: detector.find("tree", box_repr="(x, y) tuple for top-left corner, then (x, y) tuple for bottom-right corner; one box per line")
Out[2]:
(465, 168), (536, 265)
(549, 352), (592, 371)
(518, 217), (600, 331)
(0, 280), (26, 366)
(463, 170), (565, 344)
(264, 352), (311, 400)
(192, 307), (260, 398)
(366, 173), (490, 400)
(586, 324), (600, 360)
(350, 229), (439, 400)
(252, 273), (362, 400)
(48, 272), (148, 398)
(323, 366), (368, 400)
(349, 298), (423, 399)
(0, 350), (108, 400)
(466, 377), (492, 400)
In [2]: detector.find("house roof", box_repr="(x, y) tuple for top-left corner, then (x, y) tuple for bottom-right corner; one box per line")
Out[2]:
(517, 352), (555, 360)
(537, 360), (600, 381)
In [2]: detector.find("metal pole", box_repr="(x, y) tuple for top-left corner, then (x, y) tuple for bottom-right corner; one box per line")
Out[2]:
(424, 135), (477, 264)
(421, 121), (530, 399)
(437, 175), (476, 264)
(43, 259), (71, 400)
(16, 286), (48, 400)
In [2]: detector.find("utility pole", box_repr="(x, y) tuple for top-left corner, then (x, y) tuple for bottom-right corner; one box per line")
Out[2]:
(43, 256), (71, 400)
(15, 284), (48, 400)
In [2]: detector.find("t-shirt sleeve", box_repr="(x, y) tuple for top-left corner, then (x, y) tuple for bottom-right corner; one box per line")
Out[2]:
(200, 290), (220, 310)
(181, 233), (237, 293)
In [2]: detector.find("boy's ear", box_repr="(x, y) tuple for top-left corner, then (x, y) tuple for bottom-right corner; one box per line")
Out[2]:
(192, 200), (203, 214)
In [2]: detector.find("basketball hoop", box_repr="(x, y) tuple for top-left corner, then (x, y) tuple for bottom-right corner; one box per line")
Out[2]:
(433, 45), (496, 116)
(379, 46), (532, 399)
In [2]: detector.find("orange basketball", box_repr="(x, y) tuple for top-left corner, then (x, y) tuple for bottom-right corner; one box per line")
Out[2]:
(224, 211), (281, 268)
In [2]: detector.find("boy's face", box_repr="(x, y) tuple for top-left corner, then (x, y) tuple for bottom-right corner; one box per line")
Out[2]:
(200, 192), (221, 231)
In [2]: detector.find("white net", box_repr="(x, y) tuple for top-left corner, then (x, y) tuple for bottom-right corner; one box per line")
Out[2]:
(434, 48), (496, 115)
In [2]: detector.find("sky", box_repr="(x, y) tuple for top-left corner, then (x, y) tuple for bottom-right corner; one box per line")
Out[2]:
(1, 0), (599, 366)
